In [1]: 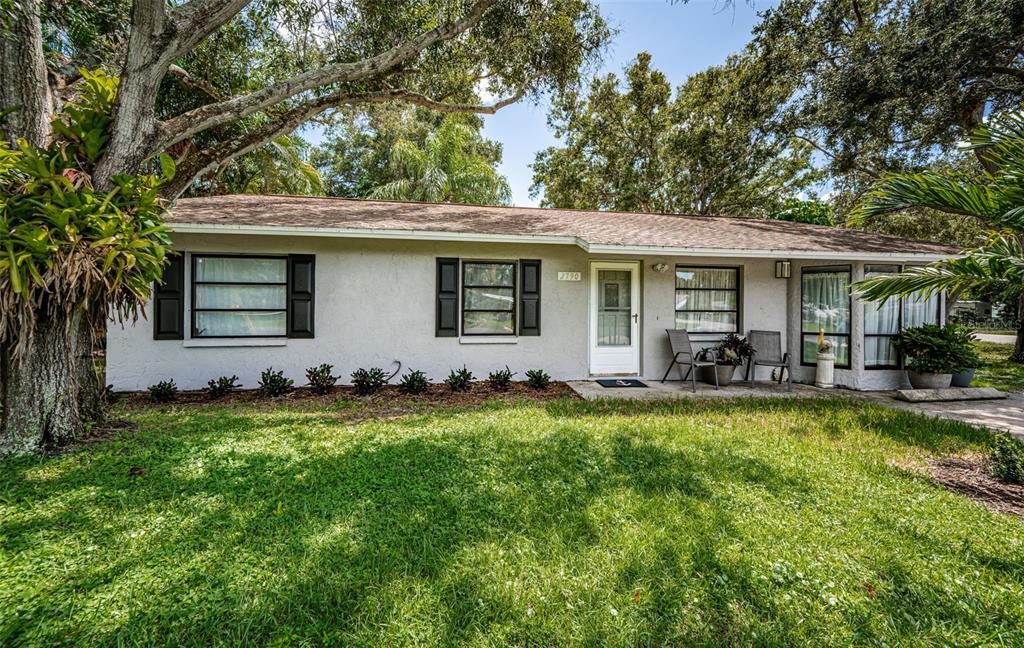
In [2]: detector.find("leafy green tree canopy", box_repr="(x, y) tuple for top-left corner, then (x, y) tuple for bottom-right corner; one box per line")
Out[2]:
(749, 0), (1024, 186)
(366, 116), (510, 204)
(530, 53), (817, 216)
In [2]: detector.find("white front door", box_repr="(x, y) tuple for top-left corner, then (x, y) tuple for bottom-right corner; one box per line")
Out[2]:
(589, 261), (641, 375)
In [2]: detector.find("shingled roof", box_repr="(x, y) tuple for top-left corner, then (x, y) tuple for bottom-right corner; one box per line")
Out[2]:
(168, 194), (958, 258)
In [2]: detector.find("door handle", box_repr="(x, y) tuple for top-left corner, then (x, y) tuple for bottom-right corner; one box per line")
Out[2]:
(632, 313), (639, 323)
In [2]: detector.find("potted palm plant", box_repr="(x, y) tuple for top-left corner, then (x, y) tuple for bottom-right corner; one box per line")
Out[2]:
(697, 333), (754, 387)
(948, 324), (982, 387)
(891, 324), (974, 389)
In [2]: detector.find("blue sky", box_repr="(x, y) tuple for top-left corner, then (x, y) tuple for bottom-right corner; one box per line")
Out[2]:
(485, 0), (779, 206)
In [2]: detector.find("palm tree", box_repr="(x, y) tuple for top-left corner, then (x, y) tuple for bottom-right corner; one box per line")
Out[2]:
(369, 119), (511, 205)
(851, 112), (1024, 362)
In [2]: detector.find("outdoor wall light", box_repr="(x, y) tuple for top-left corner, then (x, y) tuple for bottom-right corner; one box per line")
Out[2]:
(775, 260), (792, 279)
(651, 262), (670, 273)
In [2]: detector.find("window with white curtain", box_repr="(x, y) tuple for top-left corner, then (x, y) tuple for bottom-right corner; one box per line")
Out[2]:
(462, 261), (516, 335)
(674, 266), (740, 333)
(192, 256), (287, 337)
(801, 266), (851, 368)
(863, 264), (941, 368)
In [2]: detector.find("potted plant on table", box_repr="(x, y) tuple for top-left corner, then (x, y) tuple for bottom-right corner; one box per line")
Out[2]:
(696, 333), (753, 387)
(891, 324), (975, 389)
(815, 329), (835, 388)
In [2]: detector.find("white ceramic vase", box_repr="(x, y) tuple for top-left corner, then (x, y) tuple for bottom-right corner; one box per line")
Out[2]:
(815, 352), (835, 388)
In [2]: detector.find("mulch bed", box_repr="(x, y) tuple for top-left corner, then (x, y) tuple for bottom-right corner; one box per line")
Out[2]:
(925, 455), (1024, 518)
(113, 381), (579, 412)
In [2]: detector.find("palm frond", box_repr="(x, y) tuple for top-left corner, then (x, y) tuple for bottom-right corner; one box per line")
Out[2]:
(848, 173), (999, 225)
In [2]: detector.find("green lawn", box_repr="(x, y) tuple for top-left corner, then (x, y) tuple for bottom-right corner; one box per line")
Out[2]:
(973, 341), (1024, 392)
(2, 399), (1023, 646)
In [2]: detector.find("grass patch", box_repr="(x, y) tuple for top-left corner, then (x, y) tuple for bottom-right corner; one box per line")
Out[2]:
(1, 398), (1022, 646)
(973, 341), (1024, 393)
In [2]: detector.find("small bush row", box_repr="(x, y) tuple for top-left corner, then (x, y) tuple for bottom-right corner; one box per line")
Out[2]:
(148, 366), (553, 401)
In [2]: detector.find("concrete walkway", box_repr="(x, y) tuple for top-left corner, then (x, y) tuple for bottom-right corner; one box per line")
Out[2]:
(567, 379), (1024, 439)
(976, 333), (1017, 344)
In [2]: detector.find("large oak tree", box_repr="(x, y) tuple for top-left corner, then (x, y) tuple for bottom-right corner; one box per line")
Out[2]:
(0, 0), (610, 452)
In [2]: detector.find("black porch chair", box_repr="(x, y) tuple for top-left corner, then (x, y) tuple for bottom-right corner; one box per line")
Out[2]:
(744, 329), (792, 391)
(660, 329), (719, 393)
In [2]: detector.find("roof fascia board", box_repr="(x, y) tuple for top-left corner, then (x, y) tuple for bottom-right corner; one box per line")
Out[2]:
(169, 223), (954, 262)
(169, 222), (579, 246)
(582, 243), (954, 262)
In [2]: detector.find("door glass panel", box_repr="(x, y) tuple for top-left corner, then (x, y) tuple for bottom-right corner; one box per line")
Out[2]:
(597, 270), (632, 346)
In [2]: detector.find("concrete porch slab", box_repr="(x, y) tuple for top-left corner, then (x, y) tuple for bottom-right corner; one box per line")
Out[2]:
(567, 380), (822, 400)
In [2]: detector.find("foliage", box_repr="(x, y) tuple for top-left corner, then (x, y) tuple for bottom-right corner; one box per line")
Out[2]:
(189, 135), (323, 197)
(5, 399), (1019, 645)
(258, 367), (293, 397)
(205, 375), (241, 399)
(972, 342), (1024, 393)
(988, 433), (1024, 484)
(314, 107), (505, 199)
(398, 369), (429, 394)
(487, 366), (515, 391)
(525, 369), (551, 390)
(366, 117), (511, 205)
(146, 379), (177, 403)
(305, 364), (338, 395)
(747, 0), (1024, 211)
(850, 112), (1024, 362)
(531, 53), (817, 216)
(698, 333), (755, 367)
(0, 69), (171, 355)
(445, 366), (474, 392)
(891, 325), (977, 374)
(766, 198), (834, 226)
(351, 367), (389, 395)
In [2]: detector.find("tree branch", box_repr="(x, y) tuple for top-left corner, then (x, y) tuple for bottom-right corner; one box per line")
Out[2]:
(167, 64), (222, 100)
(161, 85), (525, 199)
(988, 65), (1024, 81)
(167, 0), (251, 62)
(155, 0), (500, 152)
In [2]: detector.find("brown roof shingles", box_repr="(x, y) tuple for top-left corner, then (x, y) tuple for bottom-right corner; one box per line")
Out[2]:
(167, 194), (958, 256)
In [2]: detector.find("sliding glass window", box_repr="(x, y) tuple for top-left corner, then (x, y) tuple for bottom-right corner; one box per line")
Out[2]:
(801, 266), (851, 367)
(674, 266), (740, 333)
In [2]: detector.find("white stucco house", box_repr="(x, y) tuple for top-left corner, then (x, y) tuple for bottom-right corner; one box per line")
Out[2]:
(106, 194), (957, 392)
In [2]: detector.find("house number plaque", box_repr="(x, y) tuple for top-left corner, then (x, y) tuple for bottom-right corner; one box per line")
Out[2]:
(557, 272), (582, 281)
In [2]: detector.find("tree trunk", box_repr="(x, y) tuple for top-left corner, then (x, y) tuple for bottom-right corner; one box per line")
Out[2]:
(1013, 291), (1024, 364)
(0, 0), (51, 147)
(0, 305), (89, 455)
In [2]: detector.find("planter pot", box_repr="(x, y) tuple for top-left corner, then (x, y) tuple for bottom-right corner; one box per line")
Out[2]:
(815, 352), (835, 388)
(908, 371), (953, 389)
(697, 364), (737, 386)
(951, 368), (976, 388)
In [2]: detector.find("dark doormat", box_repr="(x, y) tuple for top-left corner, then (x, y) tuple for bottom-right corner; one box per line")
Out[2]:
(596, 378), (648, 388)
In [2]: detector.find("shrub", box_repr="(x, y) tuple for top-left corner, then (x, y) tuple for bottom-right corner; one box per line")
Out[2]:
(399, 370), (429, 394)
(147, 379), (178, 403)
(305, 364), (338, 394)
(697, 333), (754, 366)
(445, 366), (474, 392)
(351, 367), (388, 395)
(205, 375), (240, 399)
(525, 369), (551, 390)
(892, 324), (979, 374)
(488, 366), (515, 391)
(989, 433), (1024, 484)
(258, 368), (293, 397)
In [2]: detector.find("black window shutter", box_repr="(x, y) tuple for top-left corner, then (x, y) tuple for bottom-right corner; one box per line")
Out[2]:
(436, 257), (459, 337)
(153, 255), (184, 340)
(519, 259), (541, 336)
(288, 255), (315, 338)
